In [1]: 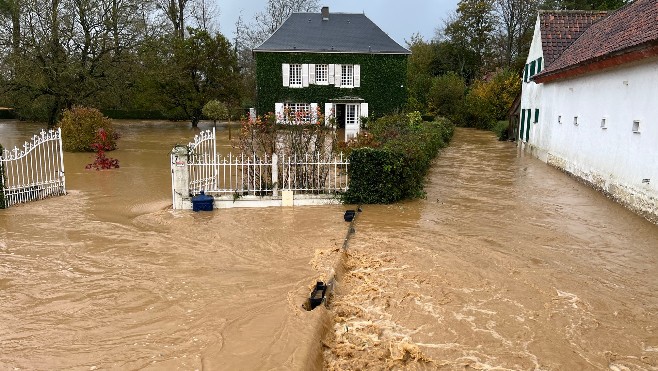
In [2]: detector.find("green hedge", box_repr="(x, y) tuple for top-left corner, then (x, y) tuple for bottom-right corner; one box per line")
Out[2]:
(343, 116), (454, 204)
(0, 143), (5, 209)
(102, 109), (167, 120)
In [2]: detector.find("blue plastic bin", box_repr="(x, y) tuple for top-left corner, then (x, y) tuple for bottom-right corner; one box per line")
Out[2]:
(192, 191), (214, 212)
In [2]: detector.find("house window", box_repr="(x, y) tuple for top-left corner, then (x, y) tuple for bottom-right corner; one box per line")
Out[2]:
(632, 120), (640, 133)
(601, 117), (607, 129)
(315, 64), (328, 84)
(558, 115), (562, 124)
(534, 109), (539, 123)
(289, 64), (302, 87)
(573, 116), (578, 126)
(341, 65), (354, 87)
(283, 103), (311, 123)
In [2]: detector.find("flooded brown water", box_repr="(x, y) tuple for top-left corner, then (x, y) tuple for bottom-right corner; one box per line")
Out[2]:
(0, 120), (346, 370)
(2, 123), (657, 370)
(324, 128), (658, 370)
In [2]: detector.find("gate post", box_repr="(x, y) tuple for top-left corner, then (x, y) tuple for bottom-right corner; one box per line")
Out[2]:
(171, 145), (191, 209)
(271, 153), (279, 197)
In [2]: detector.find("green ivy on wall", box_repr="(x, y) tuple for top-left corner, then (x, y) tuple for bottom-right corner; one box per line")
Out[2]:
(254, 52), (408, 117)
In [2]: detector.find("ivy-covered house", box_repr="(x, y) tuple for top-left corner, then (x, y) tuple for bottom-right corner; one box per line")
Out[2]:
(253, 7), (410, 140)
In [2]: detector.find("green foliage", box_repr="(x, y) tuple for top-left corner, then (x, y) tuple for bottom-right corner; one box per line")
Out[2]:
(457, 69), (520, 130)
(58, 107), (118, 152)
(343, 115), (455, 204)
(443, 0), (496, 82)
(202, 100), (230, 122)
(541, 0), (627, 10)
(0, 143), (5, 209)
(427, 73), (467, 120)
(254, 52), (407, 118)
(153, 28), (241, 127)
(101, 110), (167, 120)
(493, 120), (510, 141)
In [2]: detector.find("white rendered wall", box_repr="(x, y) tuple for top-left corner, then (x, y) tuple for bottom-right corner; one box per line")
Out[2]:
(520, 16), (545, 143)
(529, 59), (658, 221)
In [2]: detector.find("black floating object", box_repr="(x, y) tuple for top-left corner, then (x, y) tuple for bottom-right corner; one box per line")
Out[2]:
(309, 281), (328, 309)
(191, 190), (214, 212)
(344, 210), (356, 222)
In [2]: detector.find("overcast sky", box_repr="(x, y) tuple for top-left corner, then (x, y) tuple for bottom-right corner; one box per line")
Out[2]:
(216, 0), (461, 46)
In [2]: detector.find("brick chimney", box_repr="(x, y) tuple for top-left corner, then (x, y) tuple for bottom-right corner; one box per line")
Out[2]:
(321, 6), (329, 21)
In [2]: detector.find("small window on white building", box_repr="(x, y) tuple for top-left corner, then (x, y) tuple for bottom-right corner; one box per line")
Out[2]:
(558, 115), (562, 124)
(289, 64), (302, 87)
(573, 116), (578, 126)
(632, 120), (640, 133)
(315, 64), (328, 84)
(601, 117), (607, 129)
(341, 65), (354, 87)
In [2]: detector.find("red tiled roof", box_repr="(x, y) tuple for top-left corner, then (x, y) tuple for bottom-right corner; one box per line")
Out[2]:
(540, 10), (609, 67)
(538, 0), (658, 81)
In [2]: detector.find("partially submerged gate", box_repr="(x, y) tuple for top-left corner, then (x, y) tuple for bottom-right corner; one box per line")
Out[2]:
(170, 128), (349, 209)
(0, 128), (66, 208)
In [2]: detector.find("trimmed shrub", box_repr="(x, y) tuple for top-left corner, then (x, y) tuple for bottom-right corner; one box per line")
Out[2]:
(493, 120), (510, 141)
(343, 115), (454, 204)
(59, 107), (118, 152)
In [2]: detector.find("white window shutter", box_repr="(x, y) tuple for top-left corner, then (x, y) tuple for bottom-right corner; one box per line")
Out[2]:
(310, 103), (318, 123)
(334, 64), (341, 87)
(302, 64), (309, 87)
(309, 64), (316, 84)
(282, 64), (289, 87)
(360, 103), (368, 120)
(328, 64), (335, 84)
(275, 103), (284, 123)
(354, 65), (361, 87)
(324, 103), (334, 126)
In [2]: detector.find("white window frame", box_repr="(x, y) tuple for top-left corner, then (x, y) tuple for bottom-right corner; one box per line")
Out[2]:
(283, 103), (312, 124)
(341, 64), (354, 88)
(315, 64), (329, 85)
(289, 64), (302, 87)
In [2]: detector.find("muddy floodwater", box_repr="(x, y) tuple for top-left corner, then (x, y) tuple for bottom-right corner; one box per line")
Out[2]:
(324, 129), (658, 370)
(2, 123), (658, 370)
(0, 120), (345, 370)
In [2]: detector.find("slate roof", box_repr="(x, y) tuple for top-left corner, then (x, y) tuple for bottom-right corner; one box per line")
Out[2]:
(253, 12), (410, 54)
(540, 0), (658, 76)
(539, 10), (609, 67)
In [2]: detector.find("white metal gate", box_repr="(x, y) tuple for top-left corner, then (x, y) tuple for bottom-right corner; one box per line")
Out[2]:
(170, 128), (349, 208)
(0, 128), (66, 208)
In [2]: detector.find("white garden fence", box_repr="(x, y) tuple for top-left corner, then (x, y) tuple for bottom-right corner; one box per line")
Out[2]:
(0, 128), (66, 208)
(171, 128), (349, 209)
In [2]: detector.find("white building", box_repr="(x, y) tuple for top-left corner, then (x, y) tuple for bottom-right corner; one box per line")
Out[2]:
(521, 0), (658, 222)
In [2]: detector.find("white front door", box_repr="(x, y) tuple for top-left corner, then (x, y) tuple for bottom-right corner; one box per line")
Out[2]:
(345, 104), (359, 140)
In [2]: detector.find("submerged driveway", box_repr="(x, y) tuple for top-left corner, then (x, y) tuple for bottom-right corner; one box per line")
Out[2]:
(325, 128), (658, 370)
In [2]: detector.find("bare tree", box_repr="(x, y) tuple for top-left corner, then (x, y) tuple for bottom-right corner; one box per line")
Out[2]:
(494, 0), (538, 68)
(236, 0), (319, 49)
